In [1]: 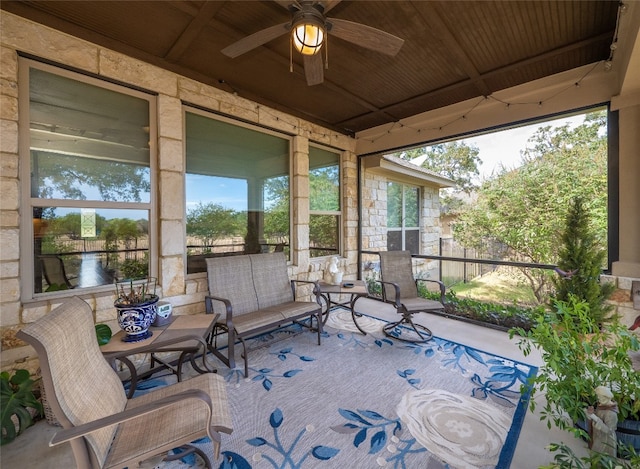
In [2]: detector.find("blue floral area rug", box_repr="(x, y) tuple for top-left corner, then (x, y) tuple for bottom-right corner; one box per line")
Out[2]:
(136, 310), (536, 469)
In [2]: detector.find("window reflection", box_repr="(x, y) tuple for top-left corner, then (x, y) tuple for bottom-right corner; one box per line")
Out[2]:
(309, 146), (341, 258)
(26, 64), (153, 297)
(185, 111), (291, 273)
(33, 208), (149, 292)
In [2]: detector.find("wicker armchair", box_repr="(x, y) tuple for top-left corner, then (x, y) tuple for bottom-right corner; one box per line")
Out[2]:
(17, 297), (233, 469)
(378, 250), (446, 343)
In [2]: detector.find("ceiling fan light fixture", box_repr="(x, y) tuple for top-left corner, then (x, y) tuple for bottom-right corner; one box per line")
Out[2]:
(292, 20), (324, 55)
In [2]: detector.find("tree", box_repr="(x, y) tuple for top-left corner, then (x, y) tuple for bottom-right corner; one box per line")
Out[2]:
(186, 202), (245, 248)
(310, 166), (339, 211)
(263, 175), (290, 241)
(309, 166), (340, 253)
(48, 213), (107, 240)
(101, 218), (144, 269)
(453, 111), (608, 304)
(33, 154), (150, 202)
(393, 141), (481, 193)
(552, 196), (614, 324)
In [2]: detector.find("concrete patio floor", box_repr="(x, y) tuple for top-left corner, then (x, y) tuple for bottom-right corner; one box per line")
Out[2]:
(1, 297), (589, 468)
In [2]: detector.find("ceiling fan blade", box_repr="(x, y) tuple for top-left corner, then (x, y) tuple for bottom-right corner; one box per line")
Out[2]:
(304, 53), (324, 86)
(221, 22), (290, 58)
(328, 18), (404, 56)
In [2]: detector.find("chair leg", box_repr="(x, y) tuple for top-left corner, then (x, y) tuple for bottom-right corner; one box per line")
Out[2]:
(383, 314), (432, 343)
(240, 337), (249, 377)
(315, 312), (322, 344)
(164, 444), (212, 469)
(208, 324), (235, 370)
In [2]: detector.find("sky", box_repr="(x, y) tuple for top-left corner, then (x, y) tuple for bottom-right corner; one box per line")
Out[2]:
(458, 114), (587, 180)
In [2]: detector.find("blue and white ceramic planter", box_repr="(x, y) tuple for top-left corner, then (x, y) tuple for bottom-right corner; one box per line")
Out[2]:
(115, 295), (159, 342)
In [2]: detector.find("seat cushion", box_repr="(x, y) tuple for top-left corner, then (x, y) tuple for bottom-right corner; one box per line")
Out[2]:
(274, 300), (321, 320)
(107, 373), (232, 468)
(232, 309), (287, 335)
(400, 297), (445, 313)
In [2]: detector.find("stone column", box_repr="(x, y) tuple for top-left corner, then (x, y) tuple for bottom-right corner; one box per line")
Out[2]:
(157, 95), (186, 296)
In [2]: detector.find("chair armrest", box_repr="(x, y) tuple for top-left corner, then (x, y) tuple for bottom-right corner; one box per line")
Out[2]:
(50, 389), (214, 446)
(290, 279), (320, 302)
(375, 280), (402, 306)
(415, 278), (446, 303)
(205, 295), (234, 326)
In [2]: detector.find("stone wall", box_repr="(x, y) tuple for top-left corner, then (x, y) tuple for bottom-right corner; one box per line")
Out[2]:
(361, 173), (387, 251)
(360, 171), (442, 278)
(0, 12), (358, 372)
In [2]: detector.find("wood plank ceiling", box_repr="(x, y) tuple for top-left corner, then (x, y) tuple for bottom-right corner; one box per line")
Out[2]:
(2, 1), (619, 135)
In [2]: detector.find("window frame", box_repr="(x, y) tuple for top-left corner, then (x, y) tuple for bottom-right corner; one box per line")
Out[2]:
(309, 144), (342, 259)
(183, 106), (294, 274)
(386, 180), (421, 253)
(19, 57), (158, 301)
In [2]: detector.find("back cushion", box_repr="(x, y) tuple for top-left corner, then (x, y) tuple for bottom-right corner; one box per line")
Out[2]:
(250, 252), (293, 308)
(207, 255), (259, 317)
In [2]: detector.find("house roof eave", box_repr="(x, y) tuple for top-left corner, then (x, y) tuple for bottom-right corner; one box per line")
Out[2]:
(364, 155), (456, 189)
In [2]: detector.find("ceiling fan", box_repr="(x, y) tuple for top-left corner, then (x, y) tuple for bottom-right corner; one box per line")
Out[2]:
(221, 0), (404, 86)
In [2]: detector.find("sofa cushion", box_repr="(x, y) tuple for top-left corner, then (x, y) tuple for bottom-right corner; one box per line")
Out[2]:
(232, 310), (287, 335)
(274, 301), (321, 320)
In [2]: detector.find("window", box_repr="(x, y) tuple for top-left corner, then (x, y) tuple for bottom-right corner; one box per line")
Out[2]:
(22, 60), (155, 298)
(185, 110), (291, 273)
(387, 182), (420, 254)
(309, 146), (341, 258)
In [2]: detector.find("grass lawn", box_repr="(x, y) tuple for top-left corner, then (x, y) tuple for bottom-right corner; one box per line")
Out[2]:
(449, 269), (538, 305)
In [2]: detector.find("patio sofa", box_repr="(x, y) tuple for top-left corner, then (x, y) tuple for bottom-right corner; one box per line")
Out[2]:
(205, 252), (322, 376)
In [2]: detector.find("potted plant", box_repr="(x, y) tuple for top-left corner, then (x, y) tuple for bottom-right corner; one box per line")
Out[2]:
(114, 277), (159, 343)
(510, 295), (640, 464)
(1, 369), (43, 445)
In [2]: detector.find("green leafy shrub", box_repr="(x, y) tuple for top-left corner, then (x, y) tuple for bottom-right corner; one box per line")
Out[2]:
(541, 441), (639, 469)
(366, 272), (541, 331)
(1, 369), (43, 445)
(432, 290), (541, 330)
(119, 257), (148, 280)
(510, 295), (640, 441)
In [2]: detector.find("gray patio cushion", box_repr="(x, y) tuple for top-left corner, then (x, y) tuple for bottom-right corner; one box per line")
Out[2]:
(206, 256), (259, 318)
(275, 301), (322, 320)
(232, 310), (287, 335)
(399, 297), (445, 312)
(249, 252), (293, 308)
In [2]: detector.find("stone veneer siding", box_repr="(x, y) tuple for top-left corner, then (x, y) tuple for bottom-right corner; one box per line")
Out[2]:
(0, 12), (359, 372)
(361, 171), (442, 277)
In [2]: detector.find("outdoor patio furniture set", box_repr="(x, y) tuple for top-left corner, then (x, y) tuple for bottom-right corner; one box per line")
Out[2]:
(18, 251), (446, 468)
